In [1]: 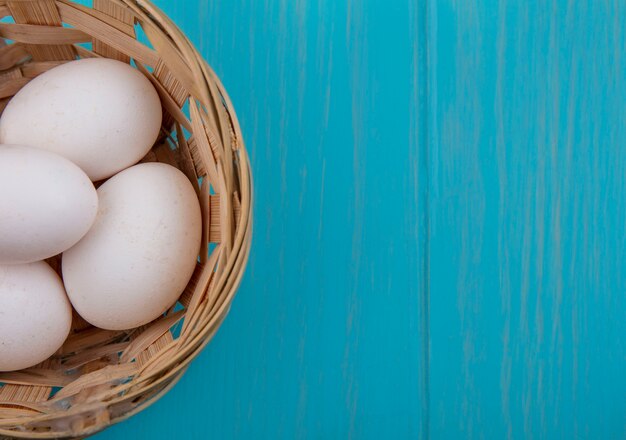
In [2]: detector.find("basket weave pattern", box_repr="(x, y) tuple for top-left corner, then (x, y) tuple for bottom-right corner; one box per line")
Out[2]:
(0, 0), (252, 438)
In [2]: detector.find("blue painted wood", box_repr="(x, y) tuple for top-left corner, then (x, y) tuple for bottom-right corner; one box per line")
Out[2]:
(92, 1), (626, 439)
(96, 1), (424, 438)
(428, 1), (626, 439)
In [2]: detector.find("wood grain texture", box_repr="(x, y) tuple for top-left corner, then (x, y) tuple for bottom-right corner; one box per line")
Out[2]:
(95, 0), (424, 438)
(429, 1), (626, 438)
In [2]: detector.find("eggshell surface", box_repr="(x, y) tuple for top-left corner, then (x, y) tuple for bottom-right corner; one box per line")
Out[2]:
(62, 163), (202, 330)
(0, 262), (72, 372)
(0, 58), (162, 181)
(0, 145), (98, 264)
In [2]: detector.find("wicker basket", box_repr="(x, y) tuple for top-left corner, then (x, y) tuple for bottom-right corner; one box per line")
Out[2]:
(0, 0), (252, 438)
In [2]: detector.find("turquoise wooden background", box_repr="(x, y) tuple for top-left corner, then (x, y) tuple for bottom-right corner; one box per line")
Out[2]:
(96, 1), (625, 438)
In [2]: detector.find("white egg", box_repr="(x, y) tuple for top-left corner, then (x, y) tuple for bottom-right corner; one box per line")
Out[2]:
(0, 145), (98, 264)
(0, 262), (72, 372)
(62, 163), (201, 330)
(0, 58), (162, 181)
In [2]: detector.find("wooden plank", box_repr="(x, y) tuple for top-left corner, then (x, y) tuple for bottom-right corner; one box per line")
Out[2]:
(428, 1), (626, 439)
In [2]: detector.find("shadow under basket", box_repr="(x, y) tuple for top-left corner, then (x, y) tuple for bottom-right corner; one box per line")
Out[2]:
(0, 0), (252, 438)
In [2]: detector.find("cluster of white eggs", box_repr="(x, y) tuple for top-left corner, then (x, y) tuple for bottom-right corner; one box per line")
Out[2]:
(0, 58), (201, 372)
